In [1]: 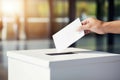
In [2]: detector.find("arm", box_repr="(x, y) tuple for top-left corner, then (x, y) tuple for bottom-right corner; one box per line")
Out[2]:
(103, 21), (120, 34)
(78, 18), (120, 34)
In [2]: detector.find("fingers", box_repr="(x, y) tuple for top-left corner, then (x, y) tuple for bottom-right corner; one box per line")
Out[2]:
(78, 24), (90, 31)
(77, 23), (91, 35)
(84, 30), (91, 34)
(81, 19), (88, 25)
(77, 18), (91, 34)
(80, 18), (90, 30)
(77, 26), (91, 35)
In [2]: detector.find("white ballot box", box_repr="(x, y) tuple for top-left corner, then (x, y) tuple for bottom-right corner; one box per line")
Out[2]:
(7, 48), (120, 80)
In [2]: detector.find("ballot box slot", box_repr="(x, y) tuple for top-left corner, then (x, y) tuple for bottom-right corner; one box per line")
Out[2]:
(46, 51), (96, 56)
(47, 52), (75, 56)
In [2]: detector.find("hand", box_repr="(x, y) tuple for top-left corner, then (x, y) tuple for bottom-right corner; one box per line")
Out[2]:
(78, 17), (106, 34)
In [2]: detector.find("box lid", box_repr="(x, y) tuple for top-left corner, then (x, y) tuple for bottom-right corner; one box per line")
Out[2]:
(7, 48), (120, 68)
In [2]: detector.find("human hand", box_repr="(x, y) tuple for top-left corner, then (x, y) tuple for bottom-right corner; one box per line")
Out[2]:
(78, 17), (106, 34)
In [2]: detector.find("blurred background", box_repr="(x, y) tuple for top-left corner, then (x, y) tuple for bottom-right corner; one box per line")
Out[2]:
(0, 0), (120, 80)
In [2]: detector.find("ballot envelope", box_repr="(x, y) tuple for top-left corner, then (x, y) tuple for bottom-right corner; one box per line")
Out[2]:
(7, 48), (120, 80)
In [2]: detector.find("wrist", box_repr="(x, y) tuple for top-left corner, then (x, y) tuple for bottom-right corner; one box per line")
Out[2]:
(102, 21), (111, 34)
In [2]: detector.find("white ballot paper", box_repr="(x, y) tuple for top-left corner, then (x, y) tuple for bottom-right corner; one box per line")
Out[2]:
(52, 18), (85, 52)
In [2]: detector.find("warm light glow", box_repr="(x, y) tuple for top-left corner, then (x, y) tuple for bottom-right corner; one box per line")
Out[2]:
(1, 0), (22, 15)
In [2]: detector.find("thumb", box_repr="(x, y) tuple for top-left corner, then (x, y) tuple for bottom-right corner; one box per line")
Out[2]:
(77, 26), (83, 31)
(77, 24), (89, 31)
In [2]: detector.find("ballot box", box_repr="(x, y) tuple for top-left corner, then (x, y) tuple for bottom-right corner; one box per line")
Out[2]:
(7, 48), (120, 80)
